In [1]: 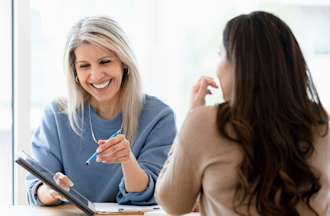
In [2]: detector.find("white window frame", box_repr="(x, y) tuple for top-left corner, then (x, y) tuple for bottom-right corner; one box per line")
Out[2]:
(0, 0), (13, 206)
(13, 0), (31, 205)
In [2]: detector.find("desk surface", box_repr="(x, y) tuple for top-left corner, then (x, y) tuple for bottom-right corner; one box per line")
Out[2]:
(1, 204), (200, 216)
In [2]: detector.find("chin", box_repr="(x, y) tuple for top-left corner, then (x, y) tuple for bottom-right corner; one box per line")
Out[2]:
(94, 93), (119, 103)
(95, 97), (114, 103)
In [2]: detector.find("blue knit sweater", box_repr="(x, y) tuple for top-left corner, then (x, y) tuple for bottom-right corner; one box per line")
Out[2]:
(26, 95), (176, 205)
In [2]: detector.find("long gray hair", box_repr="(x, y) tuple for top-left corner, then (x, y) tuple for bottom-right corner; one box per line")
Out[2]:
(62, 16), (144, 144)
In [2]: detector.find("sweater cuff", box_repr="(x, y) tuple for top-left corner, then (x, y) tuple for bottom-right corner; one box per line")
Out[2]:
(117, 174), (155, 205)
(28, 180), (45, 206)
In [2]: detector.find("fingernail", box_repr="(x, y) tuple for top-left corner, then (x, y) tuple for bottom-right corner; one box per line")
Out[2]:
(96, 157), (100, 162)
(54, 172), (60, 179)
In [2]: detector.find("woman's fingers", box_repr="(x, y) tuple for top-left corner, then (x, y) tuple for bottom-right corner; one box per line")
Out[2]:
(99, 144), (127, 158)
(53, 172), (74, 191)
(98, 155), (130, 163)
(191, 76), (219, 109)
(99, 148), (130, 161)
(42, 183), (68, 202)
(98, 144), (130, 161)
(197, 76), (218, 88)
(96, 135), (131, 164)
(97, 134), (125, 152)
(197, 76), (218, 94)
(48, 187), (68, 202)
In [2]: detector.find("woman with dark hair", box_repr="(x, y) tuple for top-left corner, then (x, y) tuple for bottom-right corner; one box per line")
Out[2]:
(156, 11), (329, 216)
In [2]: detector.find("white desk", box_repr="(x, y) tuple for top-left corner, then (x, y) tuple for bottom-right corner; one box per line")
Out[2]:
(0, 204), (200, 216)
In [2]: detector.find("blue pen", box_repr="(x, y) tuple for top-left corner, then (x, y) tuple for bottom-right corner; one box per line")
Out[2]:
(85, 128), (122, 165)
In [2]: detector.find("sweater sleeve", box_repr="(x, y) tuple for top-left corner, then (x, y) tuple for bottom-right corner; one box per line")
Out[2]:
(25, 102), (64, 206)
(155, 109), (205, 214)
(116, 107), (176, 205)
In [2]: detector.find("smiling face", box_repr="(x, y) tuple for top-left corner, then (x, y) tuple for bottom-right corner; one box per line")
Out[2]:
(74, 43), (124, 108)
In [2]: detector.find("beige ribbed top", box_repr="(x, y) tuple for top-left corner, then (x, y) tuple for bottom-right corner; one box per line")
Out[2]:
(156, 105), (330, 216)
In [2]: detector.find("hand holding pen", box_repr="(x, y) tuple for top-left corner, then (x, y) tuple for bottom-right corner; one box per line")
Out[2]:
(86, 128), (133, 165)
(85, 129), (122, 165)
(96, 130), (133, 164)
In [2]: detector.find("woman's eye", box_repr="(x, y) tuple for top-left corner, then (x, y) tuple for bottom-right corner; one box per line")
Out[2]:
(100, 60), (111, 65)
(79, 64), (90, 69)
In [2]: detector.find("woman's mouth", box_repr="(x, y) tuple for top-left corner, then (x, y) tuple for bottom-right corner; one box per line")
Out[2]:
(91, 80), (111, 89)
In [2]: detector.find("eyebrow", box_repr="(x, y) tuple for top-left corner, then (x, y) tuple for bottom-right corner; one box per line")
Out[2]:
(75, 55), (114, 64)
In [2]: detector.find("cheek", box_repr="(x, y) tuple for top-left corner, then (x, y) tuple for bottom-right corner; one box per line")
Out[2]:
(114, 70), (124, 87)
(76, 71), (89, 86)
(217, 64), (233, 101)
(111, 64), (124, 81)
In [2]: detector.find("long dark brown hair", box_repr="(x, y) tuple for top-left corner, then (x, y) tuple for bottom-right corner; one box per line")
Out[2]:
(216, 11), (328, 216)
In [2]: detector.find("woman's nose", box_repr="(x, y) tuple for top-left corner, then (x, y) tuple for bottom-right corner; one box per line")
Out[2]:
(90, 66), (103, 81)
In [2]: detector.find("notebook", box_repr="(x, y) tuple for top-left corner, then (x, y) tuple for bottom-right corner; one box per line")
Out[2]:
(15, 151), (160, 215)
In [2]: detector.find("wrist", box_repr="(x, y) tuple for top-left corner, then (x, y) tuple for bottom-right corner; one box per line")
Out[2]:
(122, 151), (136, 166)
(191, 100), (205, 110)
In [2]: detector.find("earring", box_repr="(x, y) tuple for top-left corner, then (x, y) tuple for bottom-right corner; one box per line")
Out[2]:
(124, 67), (130, 76)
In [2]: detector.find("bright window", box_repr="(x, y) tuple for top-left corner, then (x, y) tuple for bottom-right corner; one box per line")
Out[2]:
(0, 0), (12, 205)
(30, 0), (330, 131)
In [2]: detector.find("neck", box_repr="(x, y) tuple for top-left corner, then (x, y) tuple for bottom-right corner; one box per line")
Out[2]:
(90, 98), (121, 120)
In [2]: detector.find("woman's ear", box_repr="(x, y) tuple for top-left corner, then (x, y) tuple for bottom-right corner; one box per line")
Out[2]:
(124, 65), (129, 75)
(121, 66), (130, 87)
(74, 69), (80, 85)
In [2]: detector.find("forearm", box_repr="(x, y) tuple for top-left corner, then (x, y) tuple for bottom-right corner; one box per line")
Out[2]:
(121, 153), (149, 192)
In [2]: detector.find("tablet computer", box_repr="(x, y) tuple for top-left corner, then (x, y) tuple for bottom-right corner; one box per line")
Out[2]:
(15, 151), (159, 215)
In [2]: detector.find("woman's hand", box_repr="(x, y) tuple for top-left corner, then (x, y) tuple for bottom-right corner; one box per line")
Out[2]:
(192, 203), (200, 212)
(96, 134), (133, 164)
(37, 172), (74, 205)
(96, 134), (149, 192)
(191, 76), (219, 109)
(192, 196), (200, 212)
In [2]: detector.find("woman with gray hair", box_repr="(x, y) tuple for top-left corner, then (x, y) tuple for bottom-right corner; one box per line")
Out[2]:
(26, 16), (176, 206)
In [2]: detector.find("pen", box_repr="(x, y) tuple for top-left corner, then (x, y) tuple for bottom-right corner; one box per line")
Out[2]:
(85, 128), (122, 165)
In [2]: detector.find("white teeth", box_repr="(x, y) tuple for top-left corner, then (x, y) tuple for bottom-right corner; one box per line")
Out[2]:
(92, 80), (111, 89)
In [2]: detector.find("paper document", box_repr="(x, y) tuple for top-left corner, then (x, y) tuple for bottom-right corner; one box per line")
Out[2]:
(94, 203), (160, 214)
